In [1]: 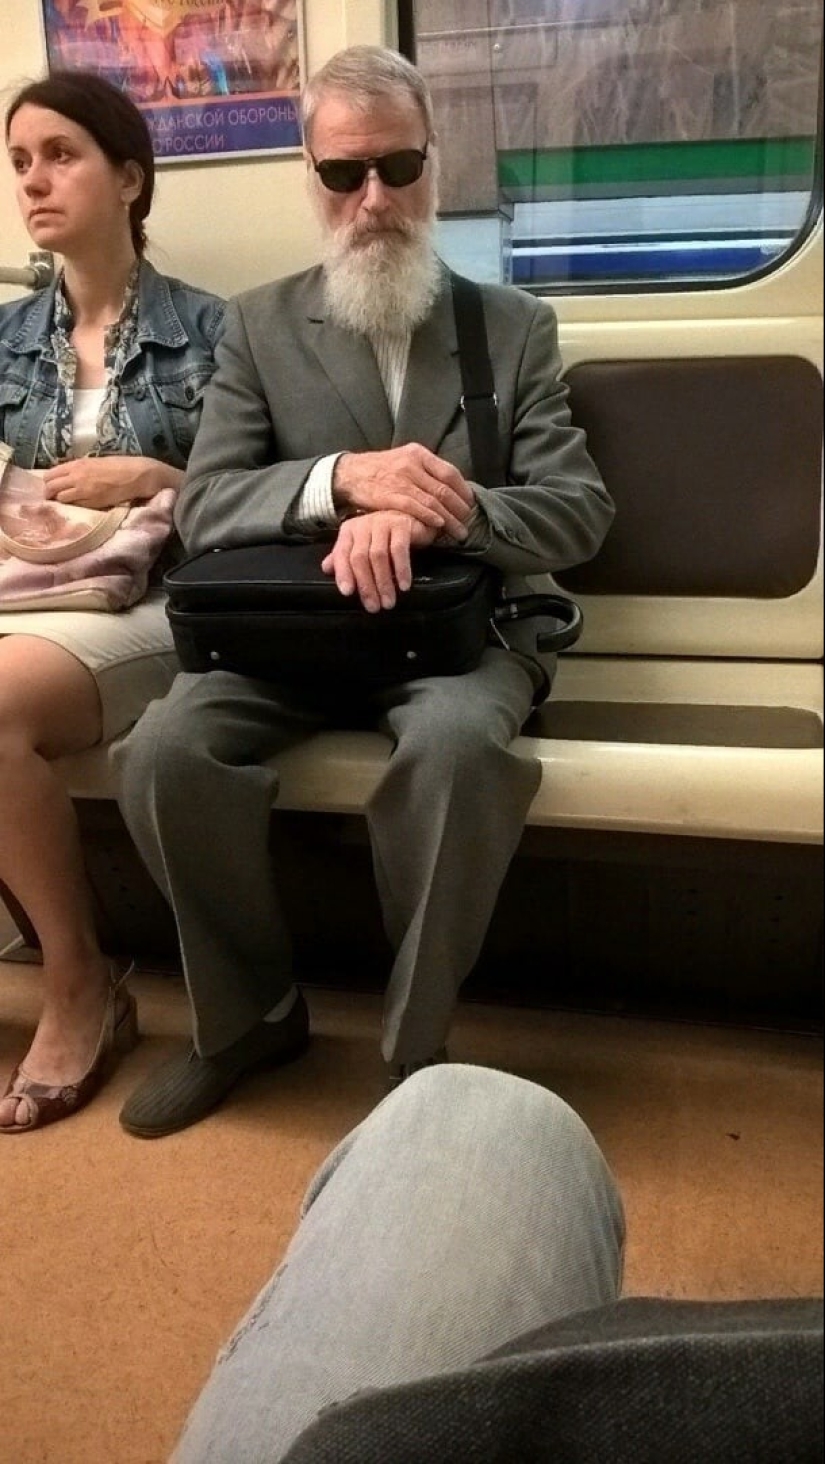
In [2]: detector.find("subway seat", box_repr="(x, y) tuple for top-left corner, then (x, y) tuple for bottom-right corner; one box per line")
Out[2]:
(52, 354), (825, 848)
(51, 652), (824, 845)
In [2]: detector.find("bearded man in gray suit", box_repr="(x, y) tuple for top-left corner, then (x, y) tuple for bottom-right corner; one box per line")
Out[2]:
(116, 44), (614, 1138)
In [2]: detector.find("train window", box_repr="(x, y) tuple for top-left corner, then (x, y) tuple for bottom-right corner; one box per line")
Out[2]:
(398, 0), (823, 291)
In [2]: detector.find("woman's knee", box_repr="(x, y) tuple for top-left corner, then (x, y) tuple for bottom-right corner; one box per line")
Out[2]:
(0, 718), (34, 775)
(0, 637), (101, 756)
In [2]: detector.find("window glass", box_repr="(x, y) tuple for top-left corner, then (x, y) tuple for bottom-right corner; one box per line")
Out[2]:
(403, 0), (822, 290)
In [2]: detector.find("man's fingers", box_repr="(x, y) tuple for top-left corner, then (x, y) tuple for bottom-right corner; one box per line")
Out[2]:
(380, 476), (468, 539)
(348, 532), (385, 612)
(321, 542), (356, 597)
(421, 490), (469, 540)
(328, 517), (419, 610)
(406, 469), (473, 536)
(389, 523), (413, 593)
(334, 445), (476, 529)
(387, 493), (444, 531)
(412, 447), (477, 505)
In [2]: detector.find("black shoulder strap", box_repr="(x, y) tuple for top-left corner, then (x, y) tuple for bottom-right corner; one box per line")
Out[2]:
(450, 273), (504, 490)
(449, 272), (582, 698)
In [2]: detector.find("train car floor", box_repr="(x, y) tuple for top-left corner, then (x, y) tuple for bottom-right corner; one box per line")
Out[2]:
(1, 925), (822, 1464)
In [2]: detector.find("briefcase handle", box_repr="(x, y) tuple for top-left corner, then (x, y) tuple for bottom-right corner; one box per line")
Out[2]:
(492, 592), (583, 654)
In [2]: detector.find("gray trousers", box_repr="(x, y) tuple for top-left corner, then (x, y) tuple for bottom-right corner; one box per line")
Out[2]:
(114, 649), (540, 1062)
(171, 1064), (626, 1464)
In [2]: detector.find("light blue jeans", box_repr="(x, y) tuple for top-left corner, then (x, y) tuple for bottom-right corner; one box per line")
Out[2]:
(172, 1065), (626, 1463)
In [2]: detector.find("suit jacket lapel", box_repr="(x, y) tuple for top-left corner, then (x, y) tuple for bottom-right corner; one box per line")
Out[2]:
(392, 279), (462, 451)
(305, 280), (394, 447)
(304, 270), (462, 452)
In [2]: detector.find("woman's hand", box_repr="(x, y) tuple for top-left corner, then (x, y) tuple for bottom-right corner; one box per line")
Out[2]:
(42, 456), (183, 508)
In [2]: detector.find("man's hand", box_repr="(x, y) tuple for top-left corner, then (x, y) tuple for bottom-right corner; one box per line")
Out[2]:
(333, 444), (474, 541)
(43, 456), (183, 508)
(321, 510), (437, 612)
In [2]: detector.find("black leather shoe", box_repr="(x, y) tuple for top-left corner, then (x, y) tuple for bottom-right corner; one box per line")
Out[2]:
(119, 992), (310, 1138)
(387, 1047), (449, 1090)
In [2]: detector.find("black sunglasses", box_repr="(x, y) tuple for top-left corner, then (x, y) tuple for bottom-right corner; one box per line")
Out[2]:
(311, 145), (428, 194)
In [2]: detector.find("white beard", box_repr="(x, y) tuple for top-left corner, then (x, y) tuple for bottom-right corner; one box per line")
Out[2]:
(321, 217), (441, 338)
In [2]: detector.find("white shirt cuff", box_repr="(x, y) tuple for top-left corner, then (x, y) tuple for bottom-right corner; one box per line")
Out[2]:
(289, 455), (341, 531)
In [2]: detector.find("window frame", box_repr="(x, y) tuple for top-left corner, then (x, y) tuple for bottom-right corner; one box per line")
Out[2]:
(397, 1), (824, 296)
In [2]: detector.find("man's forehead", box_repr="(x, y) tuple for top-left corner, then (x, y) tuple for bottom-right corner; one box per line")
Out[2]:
(311, 90), (424, 144)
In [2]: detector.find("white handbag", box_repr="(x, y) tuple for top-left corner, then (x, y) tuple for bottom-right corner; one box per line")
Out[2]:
(0, 441), (175, 613)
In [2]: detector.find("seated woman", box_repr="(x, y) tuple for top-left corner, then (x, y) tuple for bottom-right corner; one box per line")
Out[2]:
(0, 71), (224, 1134)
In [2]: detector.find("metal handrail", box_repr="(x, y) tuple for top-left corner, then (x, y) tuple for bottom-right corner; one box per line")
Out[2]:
(0, 251), (54, 290)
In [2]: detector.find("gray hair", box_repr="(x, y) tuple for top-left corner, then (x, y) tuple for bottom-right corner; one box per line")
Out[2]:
(301, 45), (435, 147)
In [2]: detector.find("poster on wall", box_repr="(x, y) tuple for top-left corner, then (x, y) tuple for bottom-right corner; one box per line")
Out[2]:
(39, 1), (305, 163)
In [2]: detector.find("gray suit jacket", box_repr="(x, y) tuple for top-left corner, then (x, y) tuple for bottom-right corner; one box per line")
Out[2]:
(176, 265), (614, 657)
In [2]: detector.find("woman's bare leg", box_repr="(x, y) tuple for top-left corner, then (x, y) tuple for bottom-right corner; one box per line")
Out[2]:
(0, 636), (113, 1130)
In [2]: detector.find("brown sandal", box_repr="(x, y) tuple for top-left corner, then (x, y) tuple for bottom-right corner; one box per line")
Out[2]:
(0, 963), (138, 1134)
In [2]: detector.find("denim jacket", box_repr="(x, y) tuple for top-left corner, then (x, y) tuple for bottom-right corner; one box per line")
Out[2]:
(0, 259), (224, 468)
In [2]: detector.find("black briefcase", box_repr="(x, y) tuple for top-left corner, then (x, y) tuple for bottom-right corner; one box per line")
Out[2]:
(164, 542), (501, 690)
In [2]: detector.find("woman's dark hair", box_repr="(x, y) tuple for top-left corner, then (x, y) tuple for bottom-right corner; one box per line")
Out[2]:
(5, 71), (155, 255)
